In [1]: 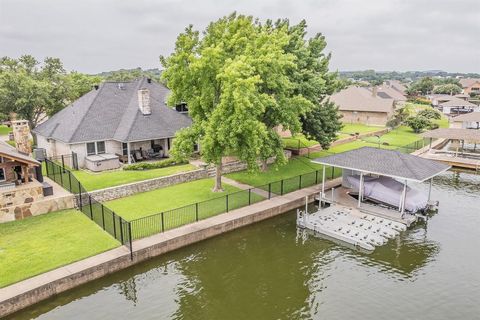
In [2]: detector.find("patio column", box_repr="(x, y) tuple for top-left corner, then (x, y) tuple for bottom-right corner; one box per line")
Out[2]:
(127, 142), (131, 164)
(357, 172), (364, 208)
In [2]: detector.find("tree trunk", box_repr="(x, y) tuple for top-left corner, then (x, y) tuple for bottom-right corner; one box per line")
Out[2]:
(260, 159), (268, 172)
(212, 162), (223, 192)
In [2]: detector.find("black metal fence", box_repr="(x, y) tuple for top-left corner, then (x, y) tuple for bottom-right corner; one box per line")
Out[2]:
(129, 167), (341, 240)
(44, 159), (132, 258)
(48, 152), (79, 170)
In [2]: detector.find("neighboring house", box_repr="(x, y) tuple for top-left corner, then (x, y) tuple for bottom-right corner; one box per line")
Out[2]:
(330, 86), (395, 126)
(459, 78), (480, 95)
(33, 77), (192, 170)
(436, 96), (479, 115)
(383, 80), (407, 95)
(375, 85), (407, 104)
(450, 112), (480, 129)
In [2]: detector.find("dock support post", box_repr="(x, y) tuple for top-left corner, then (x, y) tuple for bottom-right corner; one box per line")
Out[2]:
(400, 180), (407, 217)
(357, 172), (364, 208)
(321, 166), (326, 206)
(304, 196), (308, 225)
(428, 178), (433, 202)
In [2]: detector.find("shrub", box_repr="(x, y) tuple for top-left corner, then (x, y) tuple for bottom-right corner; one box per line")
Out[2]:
(418, 108), (441, 120)
(123, 158), (188, 171)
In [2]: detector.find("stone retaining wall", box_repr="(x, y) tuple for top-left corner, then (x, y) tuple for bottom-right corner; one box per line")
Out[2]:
(89, 152), (292, 203)
(0, 194), (75, 222)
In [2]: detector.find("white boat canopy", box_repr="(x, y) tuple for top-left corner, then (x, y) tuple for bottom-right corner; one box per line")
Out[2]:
(311, 147), (451, 215)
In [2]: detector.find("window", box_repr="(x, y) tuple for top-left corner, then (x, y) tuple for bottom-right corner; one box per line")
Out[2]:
(0, 168), (5, 181)
(122, 143), (128, 156)
(86, 142), (96, 156)
(97, 141), (106, 154)
(87, 141), (106, 156)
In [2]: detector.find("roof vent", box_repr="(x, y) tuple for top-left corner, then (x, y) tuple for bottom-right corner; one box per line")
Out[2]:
(138, 88), (151, 115)
(147, 78), (152, 84)
(93, 85), (99, 90)
(117, 83), (126, 90)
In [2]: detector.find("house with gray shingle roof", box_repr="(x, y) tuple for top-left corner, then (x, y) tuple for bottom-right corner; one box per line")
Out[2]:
(33, 77), (192, 170)
(330, 86), (395, 126)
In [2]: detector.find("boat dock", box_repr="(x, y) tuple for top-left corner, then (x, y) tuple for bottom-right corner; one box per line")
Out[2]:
(297, 203), (407, 251)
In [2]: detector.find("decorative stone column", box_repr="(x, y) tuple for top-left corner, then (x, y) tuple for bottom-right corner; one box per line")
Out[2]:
(11, 120), (32, 155)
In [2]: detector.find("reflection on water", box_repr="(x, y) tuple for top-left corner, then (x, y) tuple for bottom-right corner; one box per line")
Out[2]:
(8, 170), (480, 320)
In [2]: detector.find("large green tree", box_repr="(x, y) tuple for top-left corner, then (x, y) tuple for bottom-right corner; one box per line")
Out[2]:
(406, 77), (435, 96)
(162, 14), (341, 191)
(275, 19), (342, 148)
(0, 55), (101, 128)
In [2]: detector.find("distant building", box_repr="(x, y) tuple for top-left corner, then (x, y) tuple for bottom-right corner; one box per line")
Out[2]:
(459, 78), (480, 95)
(330, 86), (395, 126)
(450, 112), (480, 129)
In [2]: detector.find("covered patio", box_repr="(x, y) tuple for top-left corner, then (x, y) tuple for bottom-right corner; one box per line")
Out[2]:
(311, 147), (451, 223)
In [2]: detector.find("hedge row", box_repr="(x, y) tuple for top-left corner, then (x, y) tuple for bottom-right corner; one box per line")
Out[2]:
(123, 158), (188, 171)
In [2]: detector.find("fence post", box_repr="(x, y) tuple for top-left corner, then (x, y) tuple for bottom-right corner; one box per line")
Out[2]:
(315, 170), (319, 184)
(112, 213), (117, 238)
(281, 180), (284, 195)
(45, 160), (49, 176)
(161, 212), (165, 232)
(61, 155), (65, 173)
(78, 183), (82, 210)
(128, 222), (133, 260)
(248, 188), (251, 205)
(299, 175), (302, 189)
(268, 183), (271, 199)
(195, 202), (199, 221)
(101, 204), (105, 229)
(88, 196), (93, 220)
(68, 171), (72, 192)
(59, 164), (63, 186)
(331, 167), (335, 179)
(119, 218), (124, 244)
(226, 194), (229, 212)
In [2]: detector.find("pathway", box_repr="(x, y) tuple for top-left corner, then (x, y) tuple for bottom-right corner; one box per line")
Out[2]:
(221, 176), (273, 198)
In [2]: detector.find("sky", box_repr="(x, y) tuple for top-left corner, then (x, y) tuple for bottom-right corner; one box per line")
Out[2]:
(0, 0), (479, 74)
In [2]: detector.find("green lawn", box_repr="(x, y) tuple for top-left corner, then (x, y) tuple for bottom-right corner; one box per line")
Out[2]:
(106, 178), (263, 221)
(0, 125), (12, 135)
(0, 210), (119, 288)
(361, 126), (420, 146)
(340, 123), (384, 134)
(282, 134), (318, 149)
(73, 163), (197, 191)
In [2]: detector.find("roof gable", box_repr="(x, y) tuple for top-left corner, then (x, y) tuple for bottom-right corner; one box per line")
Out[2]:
(330, 87), (394, 113)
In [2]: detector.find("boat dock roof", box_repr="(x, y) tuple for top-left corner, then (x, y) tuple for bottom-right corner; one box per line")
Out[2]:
(312, 147), (451, 183)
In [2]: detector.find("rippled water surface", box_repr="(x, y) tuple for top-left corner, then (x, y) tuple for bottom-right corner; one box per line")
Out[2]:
(9, 170), (480, 320)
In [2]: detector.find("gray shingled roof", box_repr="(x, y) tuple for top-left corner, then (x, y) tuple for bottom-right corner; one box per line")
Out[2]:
(33, 77), (192, 143)
(421, 128), (480, 142)
(312, 147), (450, 182)
(330, 86), (394, 113)
(452, 112), (480, 122)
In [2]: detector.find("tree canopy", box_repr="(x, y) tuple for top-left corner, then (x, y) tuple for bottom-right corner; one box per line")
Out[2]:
(0, 55), (101, 127)
(161, 14), (341, 191)
(433, 83), (462, 95)
(406, 77), (435, 96)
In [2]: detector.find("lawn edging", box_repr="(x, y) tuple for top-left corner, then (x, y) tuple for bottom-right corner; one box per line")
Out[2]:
(0, 179), (341, 318)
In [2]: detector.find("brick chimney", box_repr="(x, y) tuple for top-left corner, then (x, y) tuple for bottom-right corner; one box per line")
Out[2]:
(12, 120), (32, 154)
(137, 88), (151, 115)
(372, 86), (378, 97)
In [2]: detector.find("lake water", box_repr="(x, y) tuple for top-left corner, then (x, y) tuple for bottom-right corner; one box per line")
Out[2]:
(9, 170), (480, 320)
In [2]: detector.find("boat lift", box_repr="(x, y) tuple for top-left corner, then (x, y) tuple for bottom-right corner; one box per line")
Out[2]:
(298, 147), (451, 251)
